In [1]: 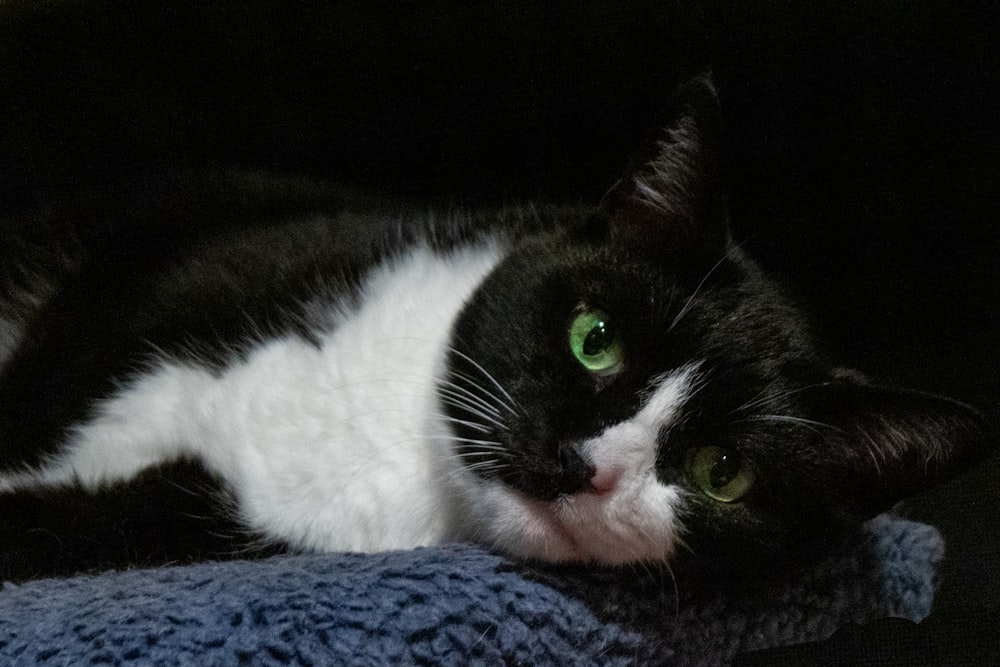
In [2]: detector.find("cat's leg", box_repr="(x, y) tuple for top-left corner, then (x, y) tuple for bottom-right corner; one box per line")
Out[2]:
(0, 264), (161, 472)
(0, 459), (284, 582)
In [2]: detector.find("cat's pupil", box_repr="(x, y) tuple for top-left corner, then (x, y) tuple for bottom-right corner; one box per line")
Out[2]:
(583, 321), (615, 357)
(709, 453), (741, 489)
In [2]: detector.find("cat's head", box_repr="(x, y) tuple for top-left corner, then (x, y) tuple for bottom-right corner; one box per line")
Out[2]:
(439, 76), (989, 568)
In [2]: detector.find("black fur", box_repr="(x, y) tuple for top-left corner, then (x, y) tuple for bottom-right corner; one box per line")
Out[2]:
(0, 459), (284, 582)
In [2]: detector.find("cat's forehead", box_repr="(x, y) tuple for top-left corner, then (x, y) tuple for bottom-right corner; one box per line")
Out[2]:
(510, 231), (742, 297)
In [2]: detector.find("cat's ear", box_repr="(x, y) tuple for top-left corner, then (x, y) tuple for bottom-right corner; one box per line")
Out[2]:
(600, 74), (728, 259)
(809, 376), (992, 519)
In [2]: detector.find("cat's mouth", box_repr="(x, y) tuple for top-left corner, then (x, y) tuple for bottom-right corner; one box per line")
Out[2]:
(497, 482), (684, 565)
(507, 490), (592, 561)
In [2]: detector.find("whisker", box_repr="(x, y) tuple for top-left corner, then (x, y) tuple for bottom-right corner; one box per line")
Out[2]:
(438, 397), (509, 431)
(446, 368), (519, 418)
(446, 448), (509, 459)
(432, 414), (494, 434)
(461, 460), (507, 473)
(328, 374), (510, 432)
(658, 560), (681, 621)
(668, 247), (740, 331)
(731, 382), (832, 415)
(438, 384), (503, 418)
(332, 336), (524, 420)
(432, 436), (507, 448)
(435, 459), (511, 487)
(743, 414), (842, 431)
(736, 413), (844, 439)
(732, 385), (776, 416)
(446, 346), (524, 416)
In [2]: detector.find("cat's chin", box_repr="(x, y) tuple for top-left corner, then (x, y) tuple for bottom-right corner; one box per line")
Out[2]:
(457, 479), (685, 566)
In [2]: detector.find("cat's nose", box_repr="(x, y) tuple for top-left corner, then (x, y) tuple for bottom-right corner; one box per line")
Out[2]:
(588, 464), (621, 495)
(556, 442), (598, 495)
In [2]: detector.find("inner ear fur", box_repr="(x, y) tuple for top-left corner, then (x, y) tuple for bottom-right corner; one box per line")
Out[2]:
(600, 75), (729, 261)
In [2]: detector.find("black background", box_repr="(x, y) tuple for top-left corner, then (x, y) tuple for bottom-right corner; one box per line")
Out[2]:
(1, 1), (997, 662)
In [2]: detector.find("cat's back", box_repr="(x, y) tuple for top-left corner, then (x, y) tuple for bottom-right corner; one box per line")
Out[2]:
(0, 174), (518, 456)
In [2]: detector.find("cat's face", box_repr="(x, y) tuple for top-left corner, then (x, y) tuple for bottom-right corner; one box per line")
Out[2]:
(439, 77), (988, 567)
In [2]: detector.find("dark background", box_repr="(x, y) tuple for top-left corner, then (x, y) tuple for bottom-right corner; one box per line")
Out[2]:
(1, 1), (997, 662)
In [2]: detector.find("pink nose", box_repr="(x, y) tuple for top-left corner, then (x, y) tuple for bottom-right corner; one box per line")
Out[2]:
(588, 465), (622, 495)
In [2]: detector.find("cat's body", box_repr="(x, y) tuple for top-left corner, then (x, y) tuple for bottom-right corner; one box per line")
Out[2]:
(0, 79), (988, 581)
(2, 239), (503, 552)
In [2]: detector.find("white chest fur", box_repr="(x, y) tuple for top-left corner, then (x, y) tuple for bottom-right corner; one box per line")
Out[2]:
(1, 243), (506, 553)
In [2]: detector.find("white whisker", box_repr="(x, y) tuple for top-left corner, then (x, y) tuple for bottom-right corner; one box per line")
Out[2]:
(731, 382), (832, 415)
(433, 435), (506, 448)
(446, 448), (509, 459)
(447, 346), (524, 416)
(438, 397), (509, 431)
(740, 414), (844, 438)
(668, 246), (741, 331)
(435, 459), (510, 487)
(438, 384), (503, 418)
(461, 460), (506, 473)
(446, 368), (519, 418)
(431, 414), (494, 434)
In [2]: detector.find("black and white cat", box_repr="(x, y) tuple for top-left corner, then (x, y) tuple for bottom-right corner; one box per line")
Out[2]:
(0, 78), (988, 581)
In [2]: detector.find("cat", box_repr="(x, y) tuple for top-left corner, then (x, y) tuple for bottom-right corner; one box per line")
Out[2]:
(0, 77), (988, 582)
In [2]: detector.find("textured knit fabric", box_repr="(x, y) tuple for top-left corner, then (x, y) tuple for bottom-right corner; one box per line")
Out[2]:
(0, 516), (942, 666)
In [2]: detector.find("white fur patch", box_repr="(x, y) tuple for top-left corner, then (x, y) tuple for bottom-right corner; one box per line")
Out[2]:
(0, 243), (506, 553)
(441, 365), (700, 564)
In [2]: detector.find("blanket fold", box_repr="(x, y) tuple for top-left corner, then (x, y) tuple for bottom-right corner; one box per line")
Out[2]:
(0, 515), (942, 665)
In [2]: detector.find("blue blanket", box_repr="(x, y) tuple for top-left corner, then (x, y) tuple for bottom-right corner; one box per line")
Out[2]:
(0, 516), (942, 665)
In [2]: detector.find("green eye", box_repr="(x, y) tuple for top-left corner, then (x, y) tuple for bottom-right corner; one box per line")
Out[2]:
(569, 307), (624, 376)
(686, 446), (756, 503)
